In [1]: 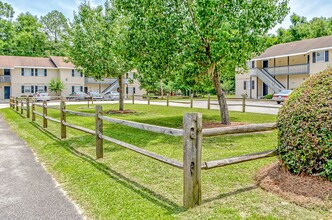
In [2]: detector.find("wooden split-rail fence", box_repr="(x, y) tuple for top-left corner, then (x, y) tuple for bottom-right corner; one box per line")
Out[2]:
(132, 94), (280, 113)
(9, 96), (277, 208)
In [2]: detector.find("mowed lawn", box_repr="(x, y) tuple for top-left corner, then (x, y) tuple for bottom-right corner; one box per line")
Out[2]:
(1, 104), (330, 220)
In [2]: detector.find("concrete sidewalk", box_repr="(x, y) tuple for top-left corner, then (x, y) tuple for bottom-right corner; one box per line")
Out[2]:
(0, 116), (83, 220)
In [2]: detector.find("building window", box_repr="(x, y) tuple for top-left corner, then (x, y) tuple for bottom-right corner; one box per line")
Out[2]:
(72, 69), (83, 77)
(251, 80), (255, 89)
(313, 50), (329, 63)
(35, 86), (47, 92)
(21, 68), (34, 76)
(243, 81), (247, 90)
(72, 86), (83, 93)
(251, 61), (255, 69)
(4, 69), (10, 75)
(21, 85), (34, 93)
(35, 69), (47, 76)
(133, 87), (136, 94)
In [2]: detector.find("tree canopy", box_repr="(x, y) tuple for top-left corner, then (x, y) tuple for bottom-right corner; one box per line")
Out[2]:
(116, 0), (289, 124)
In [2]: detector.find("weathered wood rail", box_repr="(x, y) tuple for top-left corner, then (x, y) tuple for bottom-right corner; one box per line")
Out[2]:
(131, 94), (280, 112)
(10, 97), (278, 209)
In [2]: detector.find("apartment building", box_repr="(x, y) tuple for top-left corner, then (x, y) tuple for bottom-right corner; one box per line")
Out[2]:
(236, 35), (332, 98)
(0, 55), (144, 100)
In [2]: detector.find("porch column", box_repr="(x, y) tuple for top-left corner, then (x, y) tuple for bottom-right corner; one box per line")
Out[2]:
(287, 75), (290, 89)
(249, 76), (252, 99)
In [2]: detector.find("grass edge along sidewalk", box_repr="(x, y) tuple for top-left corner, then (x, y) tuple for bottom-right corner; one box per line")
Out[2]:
(1, 105), (330, 218)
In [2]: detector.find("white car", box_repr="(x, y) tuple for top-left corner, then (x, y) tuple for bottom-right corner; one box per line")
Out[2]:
(88, 92), (104, 100)
(272, 90), (293, 104)
(34, 92), (51, 101)
(104, 91), (119, 100)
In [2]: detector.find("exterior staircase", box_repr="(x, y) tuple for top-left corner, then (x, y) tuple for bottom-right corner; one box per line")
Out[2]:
(252, 68), (285, 93)
(102, 79), (119, 94)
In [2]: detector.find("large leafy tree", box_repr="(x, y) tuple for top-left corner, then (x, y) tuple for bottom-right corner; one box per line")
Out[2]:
(117, 0), (289, 124)
(0, 1), (15, 55)
(40, 10), (69, 55)
(13, 12), (48, 56)
(67, 1), (131, 110)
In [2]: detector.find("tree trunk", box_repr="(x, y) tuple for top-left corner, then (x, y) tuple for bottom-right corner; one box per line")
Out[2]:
(118, 74), (124, 111)
(212, 71), (230, 125)
(160, 79), (164, 98)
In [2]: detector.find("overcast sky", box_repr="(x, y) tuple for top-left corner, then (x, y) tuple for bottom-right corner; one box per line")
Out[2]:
(4, 0), (332, 34)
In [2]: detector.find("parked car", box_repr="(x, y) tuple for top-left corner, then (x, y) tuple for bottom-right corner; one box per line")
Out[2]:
(88, 91), (104, 100)
(272, 90), (293, 104)
(66, 92), (90, 100)
(34, 92), (50, 101)
(104, 91), (119, 100)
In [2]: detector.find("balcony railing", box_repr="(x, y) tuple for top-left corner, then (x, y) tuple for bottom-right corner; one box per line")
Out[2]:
(264, 64), (309, 76)
(85, 77), (117, 85)
(0, 75), (11, 83)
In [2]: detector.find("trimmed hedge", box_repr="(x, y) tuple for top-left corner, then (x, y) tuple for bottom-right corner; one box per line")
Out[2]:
(277, 68), (332, 180)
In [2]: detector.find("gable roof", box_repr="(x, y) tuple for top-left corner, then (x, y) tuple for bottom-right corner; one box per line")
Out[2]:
(0, 55), (56, 69)
(50, 56), (76, 69)
(253, 35), (332, 60)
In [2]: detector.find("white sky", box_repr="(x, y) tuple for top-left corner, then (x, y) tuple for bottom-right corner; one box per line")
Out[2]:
(4, 0), (332, 34)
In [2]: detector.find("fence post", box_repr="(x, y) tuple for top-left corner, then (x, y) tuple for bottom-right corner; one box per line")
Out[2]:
(32, 101), (35, 122)
(20, 99), (23, 114)
(60, 100), (67, 139)
(95, 105), (103, 159)
(9, 97), (12, 108)
(207, 94), (211, 110)
(242, 94), (246, 113)
(26, 98), (30, 118)
(148, 95), (150, 105)
(11, 97), (15, 109)
(183, 113), (202, 208)
(190, 94), (194, 108)
(15, 98), (18, 111)
(132, 94), (135, 104)
(43, 100), (47, 128)
(166, 94), (169, 107)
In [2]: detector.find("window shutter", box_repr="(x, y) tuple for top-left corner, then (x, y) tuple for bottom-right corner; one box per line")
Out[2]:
(325, 51), (329, 62)
(31, 85), (34, 94)
(243, 81), (246, 90)
(35, 69), (38, 76)
(21, 68), (24, 76)
(72, 86), (74, 93)
(313, 52), (316, 63)
(44, 69), (47, 76)
(80, 86), (83, 92)
(72, 69), (74, 77)
(21, 86), (24, 93)
(251, 81), (255, 90)
(80, 72), (83, 77)
(133, 87), (136, 94)
(31, 69), (34, 76)
(44, 86), (47, 92)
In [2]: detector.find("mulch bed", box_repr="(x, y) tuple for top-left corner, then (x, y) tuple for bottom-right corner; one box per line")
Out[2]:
(256, 162), (332, 208)
(106, 110), (137, 114)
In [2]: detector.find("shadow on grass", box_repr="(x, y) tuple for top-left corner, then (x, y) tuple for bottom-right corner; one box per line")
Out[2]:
(202, 185), (257, 204)
(30, 121), (185, 215)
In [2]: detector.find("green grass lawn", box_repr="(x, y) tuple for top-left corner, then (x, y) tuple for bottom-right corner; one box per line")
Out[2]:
(1, 104), (330, 220)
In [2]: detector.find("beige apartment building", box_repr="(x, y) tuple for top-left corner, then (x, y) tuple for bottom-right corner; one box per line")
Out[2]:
(0, 55), (144, 100)
(236, 36), (332, 98)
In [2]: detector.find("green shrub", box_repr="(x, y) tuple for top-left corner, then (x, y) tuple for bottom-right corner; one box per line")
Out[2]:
(277, 68), (332, 178)
(262, 94), (273, 99)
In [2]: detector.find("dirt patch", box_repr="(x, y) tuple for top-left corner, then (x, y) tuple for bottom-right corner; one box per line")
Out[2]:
(203, 122), (247, 129)
(256, 162), (332, 209)
(106, 110), (137, 114)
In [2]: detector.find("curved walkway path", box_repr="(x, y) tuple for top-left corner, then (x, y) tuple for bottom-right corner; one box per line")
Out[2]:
(0, 116), (83, 220)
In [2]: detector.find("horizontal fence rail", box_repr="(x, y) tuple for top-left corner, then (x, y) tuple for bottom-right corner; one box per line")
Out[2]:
(99, 115), (183, 136)
(202, 123), (277, 137)
(202, 150), (277, 170)
(100, 134), (183, 169)
(64, 109), (95, 117)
